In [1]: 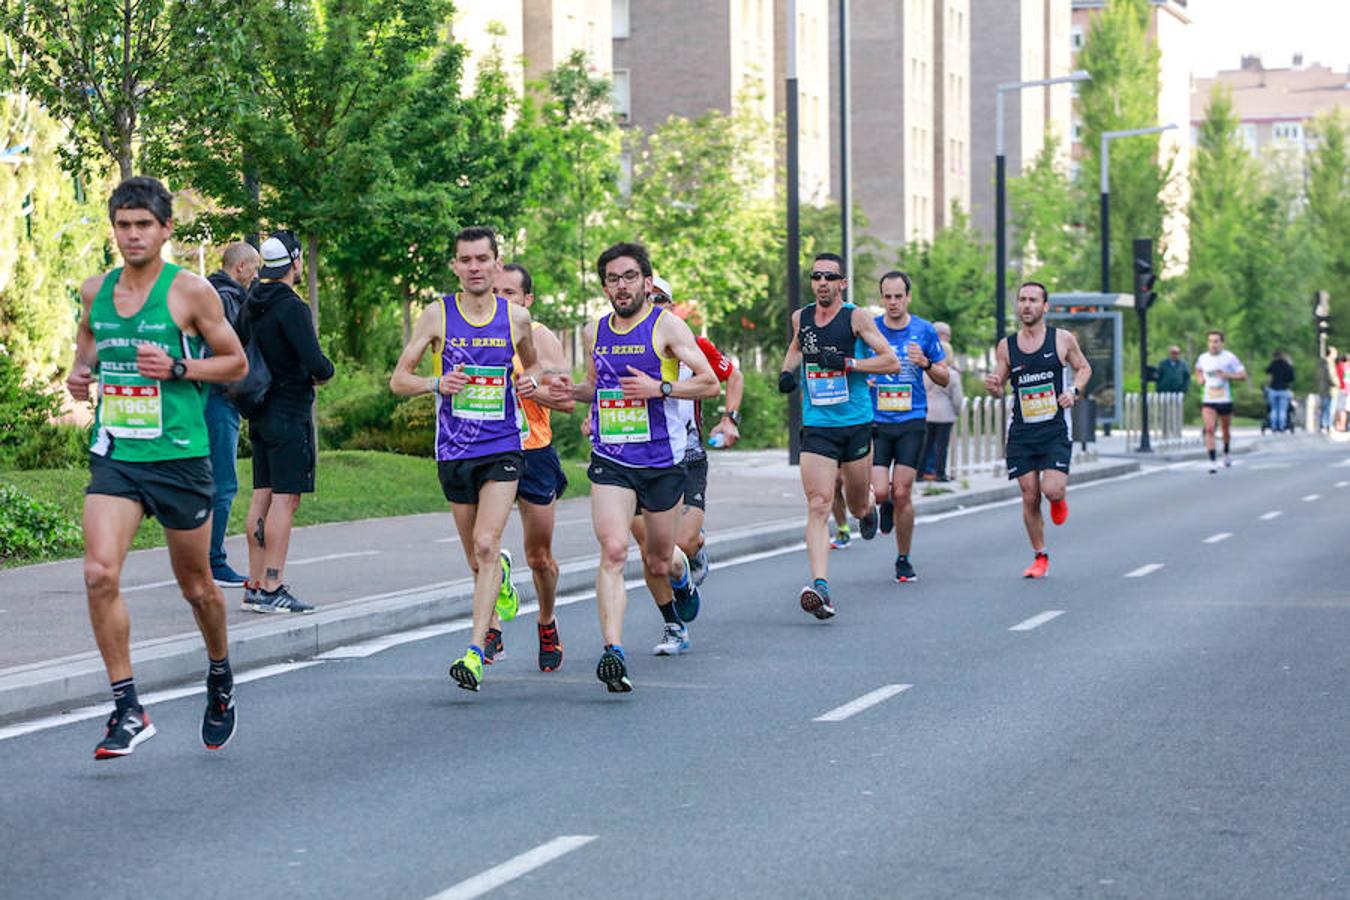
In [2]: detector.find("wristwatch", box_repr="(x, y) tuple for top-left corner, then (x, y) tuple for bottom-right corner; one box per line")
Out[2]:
(169, 359), (188, 381)
(660, 380), (673, 398)
(726, 410), (742, 426)
(1072, 385), (1082, 398)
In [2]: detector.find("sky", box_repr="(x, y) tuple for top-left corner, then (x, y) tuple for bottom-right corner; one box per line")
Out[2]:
(1186, 0), (1350, 76)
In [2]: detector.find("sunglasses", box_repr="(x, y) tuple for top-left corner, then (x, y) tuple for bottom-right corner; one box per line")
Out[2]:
(810, 271), (845, 282)
(649, 292), (671, 304)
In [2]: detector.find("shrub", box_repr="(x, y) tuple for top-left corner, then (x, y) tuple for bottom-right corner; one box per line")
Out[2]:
(0, 351), (83, 470)
(315, 366), (403, 450)
(0, 483), (82, 563)
(702, 368), (787, 449)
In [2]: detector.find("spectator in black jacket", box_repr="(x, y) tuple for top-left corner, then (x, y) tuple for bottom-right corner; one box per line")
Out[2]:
(204, 242), (259, 587)
(1264, 350), (1295, 433)
(240, 231), (334, 614)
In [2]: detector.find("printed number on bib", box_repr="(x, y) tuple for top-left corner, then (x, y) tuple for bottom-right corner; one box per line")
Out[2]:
(100, 371), (163, 439)
(1017, 382), (1058, 424)
(451, 366), (509, 420)
(805, 363), (849, 406)
(877, 383), (913, 412)
(1204, 382), (1228, 403)
(597, 389), (651, 444)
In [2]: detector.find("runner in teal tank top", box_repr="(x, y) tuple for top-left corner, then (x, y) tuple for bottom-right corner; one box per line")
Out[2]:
(65, 177), (248, 760)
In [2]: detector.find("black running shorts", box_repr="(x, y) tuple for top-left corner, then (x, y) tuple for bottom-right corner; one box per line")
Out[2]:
(86, 454), (214, 530)
(518, 446), (569, 506)
(437, 451), (524, 505)
(250, 408), (317, 494)
(587, 452), (684, 513)
(682, 456), (709, 510)
(1005, 436), (1073, 480)
(871, 420), (927, 471)
(1202, 402), (1234, 417)
(800, 423), (872, 463)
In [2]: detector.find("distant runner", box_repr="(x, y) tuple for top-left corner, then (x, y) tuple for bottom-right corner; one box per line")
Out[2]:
(1195, 330), (1247, 474)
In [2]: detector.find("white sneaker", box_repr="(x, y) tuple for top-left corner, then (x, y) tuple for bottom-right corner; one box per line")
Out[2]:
(1223, 454), (1232, 468)
(652, 623), (689, 656)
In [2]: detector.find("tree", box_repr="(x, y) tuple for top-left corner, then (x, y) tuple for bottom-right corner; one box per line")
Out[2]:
(0, 0), (233, 180)
(1009, 133), (1087, 291)
(1075, 0), (1172, 293)
(1306, 109), (1350, 350)
(898, 206), (992, 354)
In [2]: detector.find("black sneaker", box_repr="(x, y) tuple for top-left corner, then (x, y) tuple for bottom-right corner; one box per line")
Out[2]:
(859, 504), (879, 540)
(879, 500), (895, 535)
(483, 627), (505, 665)
(538, 621), (563, 672)
(895, 555), (918, 583)
(247, 585), (314, 614)
(94, 706), (157, 760)
(202, 684), (236, 750)
(596, 649), (633, 693)
(799, 584), (836, 620)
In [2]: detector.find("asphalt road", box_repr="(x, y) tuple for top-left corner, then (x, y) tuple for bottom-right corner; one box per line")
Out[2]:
(3, 440), (1348, 899)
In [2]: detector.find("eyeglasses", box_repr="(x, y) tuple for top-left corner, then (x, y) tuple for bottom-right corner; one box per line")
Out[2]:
(810, 271), (845, 282)
(604, 269), (643, 286)
(649, 293), (671, 304)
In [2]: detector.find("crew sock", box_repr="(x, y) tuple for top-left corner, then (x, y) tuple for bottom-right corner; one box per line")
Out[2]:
(111, 678), (139, 713)
(659, 602), (681, 625)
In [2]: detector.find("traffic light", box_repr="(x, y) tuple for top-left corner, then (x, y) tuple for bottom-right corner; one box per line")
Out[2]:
(1133, 237), (1157, 312)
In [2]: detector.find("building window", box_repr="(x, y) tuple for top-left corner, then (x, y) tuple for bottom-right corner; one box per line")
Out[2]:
(1273, 122), (1303, 143)
(619, 151), (633, 199)
(1071, 120), (1083, 143)
(1070, 26), (1084, 52)
(612, 69), (631, 121)
(613, 0), (629, 39)
(1240, 123), (1257, 150)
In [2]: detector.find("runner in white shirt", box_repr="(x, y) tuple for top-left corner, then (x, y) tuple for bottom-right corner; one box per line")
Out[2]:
(1194, 329), (1247, 473)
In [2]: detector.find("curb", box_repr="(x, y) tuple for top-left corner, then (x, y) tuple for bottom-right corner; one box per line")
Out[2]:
(0, 459), (1139, 724)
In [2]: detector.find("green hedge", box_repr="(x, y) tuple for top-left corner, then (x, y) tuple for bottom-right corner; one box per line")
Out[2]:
(0, 483), (82, 563)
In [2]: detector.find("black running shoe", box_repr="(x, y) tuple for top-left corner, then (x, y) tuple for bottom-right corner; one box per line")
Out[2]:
(859, 504), (879, 540)
(538, 621), (563, 672)
(879, 499), (894, 535)
(596, 649), (633, 693)
(483, 627), (504, 665)
(202, 685), (236, 750)
(799, 584), (836, 620)
(94, 706), (156, 760)
(895, 555), (918, 583)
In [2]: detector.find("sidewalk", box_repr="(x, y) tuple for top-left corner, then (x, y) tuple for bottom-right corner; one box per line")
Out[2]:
(1, 447), (1147, 722)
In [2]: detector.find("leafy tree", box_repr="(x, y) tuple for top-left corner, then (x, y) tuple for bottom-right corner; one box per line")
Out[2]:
(897, 206), (992, 354)
(1009, 133), (1087, 291)
(1306, 109), (1350, 349)
(1075, 0), (1171, 293)
(0, 0), (234, 180)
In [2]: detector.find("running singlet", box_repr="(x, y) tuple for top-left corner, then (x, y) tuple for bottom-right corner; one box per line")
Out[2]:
(514, 321), (553, 451)
(589, 305), (684, 467)
(1195, 350), (1244, 405)
(435, 294), (521, 461)
(89, 263), (208, 462)
(1006, 327), (1071, 442)
(865, 314), (945, 424)
(797, 302), (871, 428)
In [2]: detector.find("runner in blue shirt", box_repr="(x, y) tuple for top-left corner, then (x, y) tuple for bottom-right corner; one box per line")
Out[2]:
(860, 271), (948, 583)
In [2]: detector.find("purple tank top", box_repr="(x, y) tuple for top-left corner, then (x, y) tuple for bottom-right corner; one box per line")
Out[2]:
(589, 306), (684, 468)
(435, 295), (521, 461)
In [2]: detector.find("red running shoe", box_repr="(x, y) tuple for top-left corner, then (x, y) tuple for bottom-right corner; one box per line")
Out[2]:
(538, 621), (563, 672)
(1050, 498), (1069, 525)
(483, 627), (504, 665)
(1022, 552), (1050, 579)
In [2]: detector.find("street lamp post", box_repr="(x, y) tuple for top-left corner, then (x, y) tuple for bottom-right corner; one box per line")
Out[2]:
(994, 71), (1090, 344)
(1099, 124), (1177, 292)
(1315, 290), (1332, 430)
(786, 0), (802, 464)
(839, 0), (852, 288)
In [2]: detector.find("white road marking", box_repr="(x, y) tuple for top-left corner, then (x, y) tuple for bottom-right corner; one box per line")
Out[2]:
(1334, 459), (1350, 468)
(1009, 610), (1065, 631)
(1302, 494), (1321, 503)
(122, 578), (179, 594)
(1125, 563), (1164, 578)
(1202, 532), (1232, 544)
(1248, 463), (1291, 470)
(1260, 511), (1283, 520)
(427, 835), (598, 900)
(121, 551), (380, 593)
(1336, 481), (1349, 488)
(0, 662), (320, 742)
(435, 516), (592, 543)
(814, 684), (912, 722)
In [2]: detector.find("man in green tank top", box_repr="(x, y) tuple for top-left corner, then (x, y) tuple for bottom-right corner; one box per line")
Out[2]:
(65, 177), (248, 760)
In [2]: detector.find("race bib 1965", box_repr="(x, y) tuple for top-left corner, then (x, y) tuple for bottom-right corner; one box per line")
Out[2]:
(451, 366), (508, 420)
(100, 372), (162, 439)
(597, 389), (650, 444)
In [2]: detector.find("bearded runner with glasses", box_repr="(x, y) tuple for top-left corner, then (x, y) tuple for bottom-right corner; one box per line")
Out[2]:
(778, 252), (900, 619)
(571, 242), (720, 691)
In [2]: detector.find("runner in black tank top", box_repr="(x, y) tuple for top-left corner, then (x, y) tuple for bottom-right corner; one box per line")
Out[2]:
(984, 282), (1092, 579)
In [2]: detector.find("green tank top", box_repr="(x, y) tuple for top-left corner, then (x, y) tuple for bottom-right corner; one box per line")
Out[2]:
(89, 263), (208, 462)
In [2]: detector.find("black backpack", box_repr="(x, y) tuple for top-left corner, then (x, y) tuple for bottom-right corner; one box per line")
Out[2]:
(223, 299), (273, 417)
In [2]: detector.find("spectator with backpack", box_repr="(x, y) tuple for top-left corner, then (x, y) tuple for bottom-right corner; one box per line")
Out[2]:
(239, 231), (334, 614)
(204, 242), (259, 586)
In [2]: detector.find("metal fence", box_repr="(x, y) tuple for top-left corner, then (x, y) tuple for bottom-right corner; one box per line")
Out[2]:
(1120, 391), (1193, 451)
(950, 395), (1007, 478)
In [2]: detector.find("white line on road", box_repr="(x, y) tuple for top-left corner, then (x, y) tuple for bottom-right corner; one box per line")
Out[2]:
(814, 684), (912, 722)
(1009, 610), (1065, 631)
(1336, 481), (1349, 488)
(1125, 563), (1165, 578)
(121, 551), (380, 593)
(0, 661), (321, 743)
(1202, 532), (1232, 544)
(1302, 494), (1321, 503)
(434, 516), (593, 543)
(1334, 459), (1350, 468)
(1260, 511), (1283, 520)
(427, 835), (598, 900)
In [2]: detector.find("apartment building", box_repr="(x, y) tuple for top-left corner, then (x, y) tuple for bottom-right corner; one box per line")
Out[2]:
(1191, 56), (1350, 158)
(522, 0), (613, 84)
(774, 0), (833, 204)
(448, 3), (525, 97)
(935, 0), (972, 227)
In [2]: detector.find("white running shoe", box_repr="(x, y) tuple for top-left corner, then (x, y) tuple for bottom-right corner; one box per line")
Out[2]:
(652, 622), (689, 656)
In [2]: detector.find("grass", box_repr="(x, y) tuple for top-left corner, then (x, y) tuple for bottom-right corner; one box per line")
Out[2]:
(1, 450), (592, 566)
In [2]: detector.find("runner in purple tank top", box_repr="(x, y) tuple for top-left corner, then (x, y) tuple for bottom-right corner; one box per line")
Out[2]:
(569, 242), (719, 692)
(391, 227), (570, 693)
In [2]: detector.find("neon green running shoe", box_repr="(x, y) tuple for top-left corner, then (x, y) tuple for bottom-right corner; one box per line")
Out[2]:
(496, 549), (519, 622)
(449, 647), (484, 692)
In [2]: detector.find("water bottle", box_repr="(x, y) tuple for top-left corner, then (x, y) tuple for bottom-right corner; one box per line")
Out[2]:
(708, 432), (726, 449)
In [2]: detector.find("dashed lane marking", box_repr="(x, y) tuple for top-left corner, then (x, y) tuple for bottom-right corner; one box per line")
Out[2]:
(427, 835), (598, 900)
(814, 684), (912, 722)
(1203, 532), (1232, 544)
(1259, 511), (1283, 521)
(1009, 610), (1065, 632)
(1125, 563), (1165, 578)
(1302, 494), (1321, 502)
